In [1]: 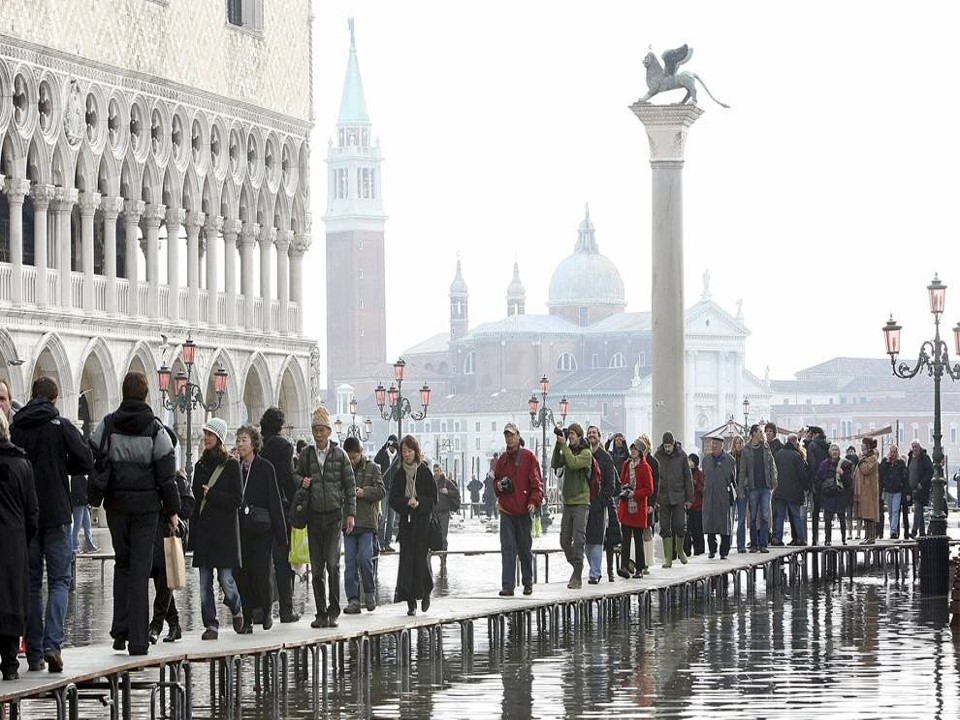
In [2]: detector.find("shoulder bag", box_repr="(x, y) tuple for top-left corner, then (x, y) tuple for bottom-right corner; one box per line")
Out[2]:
(240, 461), (272, 534)
(87, 415), (114, 508)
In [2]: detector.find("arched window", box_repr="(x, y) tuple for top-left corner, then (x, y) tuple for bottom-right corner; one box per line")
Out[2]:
(556, 353), (577, 372)
(609, 352), (625, 369)
(463, 352), (475, 375)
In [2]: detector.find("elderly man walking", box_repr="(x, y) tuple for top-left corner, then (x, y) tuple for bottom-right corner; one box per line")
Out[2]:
(702, 435), (735, 559)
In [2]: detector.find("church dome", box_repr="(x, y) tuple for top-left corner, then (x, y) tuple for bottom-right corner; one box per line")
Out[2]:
(548, 205), (625, 309)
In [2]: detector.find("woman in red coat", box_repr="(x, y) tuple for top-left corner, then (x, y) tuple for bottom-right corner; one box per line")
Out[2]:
(617, 439), (654, 578)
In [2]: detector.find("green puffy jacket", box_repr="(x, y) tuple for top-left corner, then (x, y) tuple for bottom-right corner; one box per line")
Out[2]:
(296, 442), (357, 517)
(351, 457), (385, 530)
(552, 441), (592, 506)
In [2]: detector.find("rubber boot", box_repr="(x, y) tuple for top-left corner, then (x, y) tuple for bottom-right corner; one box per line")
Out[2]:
(675, 536), (689, 564)
(567, 562), (583, 589)
(661, 537), (673, 568)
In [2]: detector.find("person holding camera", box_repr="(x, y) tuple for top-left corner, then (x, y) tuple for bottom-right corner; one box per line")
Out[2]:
(551, 423), (592, 589)
(494, 423), (543, 596)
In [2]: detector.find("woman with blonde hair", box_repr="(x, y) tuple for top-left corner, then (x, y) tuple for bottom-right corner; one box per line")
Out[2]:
(853, 438), (880, 544)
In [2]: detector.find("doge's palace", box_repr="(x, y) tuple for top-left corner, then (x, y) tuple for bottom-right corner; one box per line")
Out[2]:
(0, 0), (316, 444)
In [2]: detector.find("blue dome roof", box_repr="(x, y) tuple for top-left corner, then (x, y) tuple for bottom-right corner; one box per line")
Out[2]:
(548, 205), (625, 309)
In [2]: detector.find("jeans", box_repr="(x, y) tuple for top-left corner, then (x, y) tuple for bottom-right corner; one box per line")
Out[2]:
(71, 504), (95, 552)
(499, 512), (533, 590)
(585, 544), (603, 580)
(107, 512), (158, 652)
(199, 567), (241, 630)
(773, 499), (806, 544)
(343, 528), (376, 602)
(27, 523), (73, 665)
(735, 497), (748, 550)
(884, 492), (903, 537)
(307, 510), (343, 618)
(378, 498), (396, 549)
(748, 487), (772, 548)
(559, 505), (588, 571)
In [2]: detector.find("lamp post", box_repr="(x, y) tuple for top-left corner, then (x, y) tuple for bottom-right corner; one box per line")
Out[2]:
(375, 358), (431, 440)
(882, 274), (958, 595)
(528, 374), (569, 496)
(334, 397), (374, 441)
(742, 398), (750, 437)
(157, 336), (228, 486)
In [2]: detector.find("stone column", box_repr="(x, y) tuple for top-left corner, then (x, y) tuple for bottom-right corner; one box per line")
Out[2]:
(631, 103), (703, 443)
(79, 191), (101, 311)
(165, 207), (184, 321)
(101, 197), (123, 314)
(185, 211), (205, 325)
(204, 216), (223, 323)
(123, 200), (145, 316)
(259, 227), (275, 333)
(291, 233), (308, 334)
(142, 203), (166, 319)
(239, 222), (258, 329)
(53, 187), (78, 310)
(275, 229), (292, 334)
(3, 178), (29, 305)
(31, 185), (54, 307)
(222, 218), (241, 327)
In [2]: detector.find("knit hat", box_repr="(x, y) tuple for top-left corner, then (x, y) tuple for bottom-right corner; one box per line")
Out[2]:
(311, 405), (332, 429)
(202, 417), (228, 445)
(662, 431), (675, 445)
(630, 437), (646, 453)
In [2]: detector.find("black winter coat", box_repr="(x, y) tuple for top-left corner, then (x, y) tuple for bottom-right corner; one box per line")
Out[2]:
(0, 441), (39, 637)
(10, 398), (94, 528)
(239, 455), (288, 549)
(773, 444), (809, 505)
(586, 446), (618, 545)
(153, 471), (196, 572)
(189, 452), (243, 569)
(261, 433), (295, 511)
(389, 462), (437, 602)
(879, 457), (909, 494)
(806, 438), (830, 498)
(70, 474), (89, 506)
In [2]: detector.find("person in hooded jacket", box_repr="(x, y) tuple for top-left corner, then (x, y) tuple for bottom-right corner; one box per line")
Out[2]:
(0, 410), (39, 681)
(10, 376), (94, 673)
(260, 406), (299, 623)
(91, 372), (180, 656)
(772, 435), (809, 546)
(654, 432), (694, 568)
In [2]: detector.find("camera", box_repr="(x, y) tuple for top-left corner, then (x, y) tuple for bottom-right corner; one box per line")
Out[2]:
(498, 477), (515, 494)
(619, 487), (633, 501)
(553, 426), (564, 438)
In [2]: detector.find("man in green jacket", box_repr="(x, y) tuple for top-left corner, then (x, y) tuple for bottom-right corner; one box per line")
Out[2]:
(297, 407), (356, 628)
(551, 423), (592, 589)
(342, 436), (384, 614)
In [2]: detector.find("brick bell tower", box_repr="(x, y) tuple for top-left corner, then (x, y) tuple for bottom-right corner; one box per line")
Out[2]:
(324, 18), (387, 390)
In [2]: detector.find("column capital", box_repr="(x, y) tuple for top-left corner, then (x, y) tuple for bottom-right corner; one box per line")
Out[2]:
(292, 232), (311, 253)
(258, 226), (277, 247)
(275, 229), (294, 251)
(239, 221), (260, 246)
(164, 207), (185, 230)
(30, 184), (56, 209)
(142, 203), (167, 228)
(3, 177), (30, 203)
(101, 196), (125, 220)
(123, 199), (145, 222)
(204, 214), (224, 234)
(185, 211), (207, 233)
(629, 102), (704, 162)
(222, 218), (242, 236)
(78, 191), (102, 217)
(52, 186), (79, 211)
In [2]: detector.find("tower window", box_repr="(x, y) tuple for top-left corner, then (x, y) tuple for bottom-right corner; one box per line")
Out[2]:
(227, 0), (264, 32)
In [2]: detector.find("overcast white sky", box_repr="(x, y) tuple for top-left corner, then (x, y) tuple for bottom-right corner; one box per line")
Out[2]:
(307, 1), (960, 384)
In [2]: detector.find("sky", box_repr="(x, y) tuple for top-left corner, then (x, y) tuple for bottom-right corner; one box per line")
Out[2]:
(306, 0), (960, 385)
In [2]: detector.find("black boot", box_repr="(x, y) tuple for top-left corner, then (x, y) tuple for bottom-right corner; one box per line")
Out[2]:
(162, 624), (182, 643)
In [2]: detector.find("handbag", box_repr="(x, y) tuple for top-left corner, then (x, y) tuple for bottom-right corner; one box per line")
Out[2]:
(164, 536), (187, 590)
(427, 513), (444, 552)
(240, 461), (272, 534)
(288, 526), (310, 565)
(288, 486), (311, 529)
(87, 416), (114, 508)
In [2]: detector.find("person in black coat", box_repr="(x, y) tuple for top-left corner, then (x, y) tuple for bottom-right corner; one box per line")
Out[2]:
(260, 407), (299, 623)
(585, 427), (618, 584)
(0, 411), (39, 681)
(804, 427), (830, 545)
(772, 436), (809, 546)
(189, 417), (244, 640)
(235, 425), (287, 632)
(9, 376), (93, 673)
(148, 463), (194, 644)
(375, 435), (399, 551)
(389, 435), (437, 616)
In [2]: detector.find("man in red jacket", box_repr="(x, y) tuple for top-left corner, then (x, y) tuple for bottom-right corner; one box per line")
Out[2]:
(494, 423), (543, 597)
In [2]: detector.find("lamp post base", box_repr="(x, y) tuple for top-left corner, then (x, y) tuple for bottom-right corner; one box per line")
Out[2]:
(918, 535), (950, 596)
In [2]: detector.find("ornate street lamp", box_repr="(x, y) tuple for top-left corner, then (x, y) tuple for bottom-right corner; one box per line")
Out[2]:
(528, 374), (568, 497)
(742, 398), (750, 436)
(883, 274), (959, 594)
(157, 335), (228, 486)
(335, 396), (374, 441)
(375, 357), (431, 440)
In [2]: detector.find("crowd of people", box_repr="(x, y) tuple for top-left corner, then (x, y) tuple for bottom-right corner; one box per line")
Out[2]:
(0, 374), (942, 681)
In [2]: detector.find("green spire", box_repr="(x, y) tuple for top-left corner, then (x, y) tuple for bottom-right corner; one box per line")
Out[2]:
(338, 18), (370, 127)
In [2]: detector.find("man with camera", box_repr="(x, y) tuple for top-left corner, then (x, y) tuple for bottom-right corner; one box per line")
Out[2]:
(551, 423), (592, 589)
(494, 423), (543, 596)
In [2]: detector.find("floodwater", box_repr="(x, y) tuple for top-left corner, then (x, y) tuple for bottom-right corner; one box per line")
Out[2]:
(53, 514), (960, 718)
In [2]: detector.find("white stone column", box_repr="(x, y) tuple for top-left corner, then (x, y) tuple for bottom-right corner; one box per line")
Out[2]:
(259, 227), (275, 332)
(53, 187), (78, 310)
(3, 178), (29, 305)
(204, 216), (223, 323)
(239, 222), (258, 329)
(165, 207), (184, 321)
(631, 103), (703, 443)
(31, 185), (54, 307)
(222, 218), (241, 327)
(185, 211), (205, 325)
(123, 200), (144, 316)
(101, 197), (123, 315)
(291, 234), (308, 334)
(142, 203), (165, 319)
(79, 191), (101, 311)
(275, 229), (292, 334)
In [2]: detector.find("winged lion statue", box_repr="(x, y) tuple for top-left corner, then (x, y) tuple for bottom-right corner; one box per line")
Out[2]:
(639, 45), (729, 108)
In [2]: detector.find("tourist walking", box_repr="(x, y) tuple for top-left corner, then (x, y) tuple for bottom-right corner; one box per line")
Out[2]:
(845, 446), (862, 538)
(738, 425), (778, 554)
(483, 461), (498, 518)
(0, 410), (39, 681)
(389, 435), (437, 615)
(772, 435), (809, 546)
(70, 474), (98, 553)
(683, 453), (705, 556)
(467, 474), (483, 518)
(852, 439), (880, 544)
(374, 435), (399, 552)
(11, 377), (94, 672)
(907, 441), (934, 537)
(730, 435), (748, 553)
(818, 443), (854, 545)
(342, 436), (385, 613)
(260, 406), (299, 623)
(702, 435), (735, 559)
(149, 466), (194, 644)
(235, 425), (287, 632)
(878, 444), (908, 540)
(804, 427), (830, 546)
(189, 417), (245, 640)
(297, 407), (356, 629)
(639, 433), (660, 565)
(433, 464), (461, 550)
(654, 432), (693, 568)
(494, 422), (543, 596)
(552, 423), (592, 588)
(617, 439), (653, 576)
(585, 426), (618, 584)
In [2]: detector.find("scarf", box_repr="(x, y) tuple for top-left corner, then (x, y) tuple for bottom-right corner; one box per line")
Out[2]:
(403, 460), (419, 499)
(628, 457), (640, 488)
